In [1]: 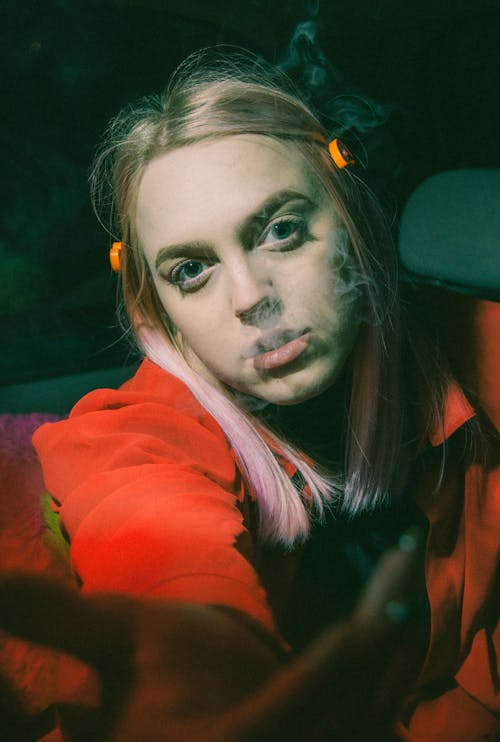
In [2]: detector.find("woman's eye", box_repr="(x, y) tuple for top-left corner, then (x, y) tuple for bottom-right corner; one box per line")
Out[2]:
(260, 217), (306, 249)
(170, 259), (213, 291)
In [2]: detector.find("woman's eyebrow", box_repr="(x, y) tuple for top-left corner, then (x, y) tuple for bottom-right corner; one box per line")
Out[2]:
(155, 189), (316, 269)
(155, 240), (212, 269)
(238, 189), (316, 246)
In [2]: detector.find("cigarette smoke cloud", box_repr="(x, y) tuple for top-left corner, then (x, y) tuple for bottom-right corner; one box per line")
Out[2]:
(277, 1), (392, 136)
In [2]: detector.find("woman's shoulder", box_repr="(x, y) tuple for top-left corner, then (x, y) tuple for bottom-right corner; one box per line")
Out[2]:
(73, 358), (218, 426)
(32, 359), (236, 505)
(37, 358), (225, 443)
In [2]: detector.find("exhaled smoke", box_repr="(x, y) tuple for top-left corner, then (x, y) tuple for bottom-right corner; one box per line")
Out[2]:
(277, 5), (391, 135)
(240, 296), (285, 331)
(278, 19), (342, 99)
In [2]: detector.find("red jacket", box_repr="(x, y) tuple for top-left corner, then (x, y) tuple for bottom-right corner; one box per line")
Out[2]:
(33, 303), (500, 741)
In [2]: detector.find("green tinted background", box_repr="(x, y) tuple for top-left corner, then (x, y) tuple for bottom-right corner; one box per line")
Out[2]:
(1, 0), (499, 399)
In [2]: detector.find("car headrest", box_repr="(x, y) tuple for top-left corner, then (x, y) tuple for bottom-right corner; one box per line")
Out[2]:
(398, 169), (500, 301)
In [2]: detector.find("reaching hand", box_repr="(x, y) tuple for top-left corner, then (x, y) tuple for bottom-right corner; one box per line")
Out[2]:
(0, 528), (426, 741)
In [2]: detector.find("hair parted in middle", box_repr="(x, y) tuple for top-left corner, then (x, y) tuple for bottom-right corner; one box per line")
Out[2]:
(90, 47), (407, 546)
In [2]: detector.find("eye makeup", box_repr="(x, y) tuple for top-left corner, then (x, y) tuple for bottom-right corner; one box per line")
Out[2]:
(156, 189), (319, 294)
(169, 256), (216, 292)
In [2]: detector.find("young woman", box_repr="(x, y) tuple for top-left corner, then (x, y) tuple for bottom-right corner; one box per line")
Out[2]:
(1, 49), (498, 741)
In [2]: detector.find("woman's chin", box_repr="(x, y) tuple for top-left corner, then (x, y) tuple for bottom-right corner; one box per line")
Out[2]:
(235, 377), (338, 408)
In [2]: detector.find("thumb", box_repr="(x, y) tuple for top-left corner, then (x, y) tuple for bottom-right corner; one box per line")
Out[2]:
(354, 525), (428, 657)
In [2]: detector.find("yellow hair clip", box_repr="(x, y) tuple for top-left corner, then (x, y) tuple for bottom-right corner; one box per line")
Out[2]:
(328, 138), (355, 169)
(109, 241), (123, 272)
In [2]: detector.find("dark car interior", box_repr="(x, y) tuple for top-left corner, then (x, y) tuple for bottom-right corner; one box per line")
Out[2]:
(1, 0), (499, 415)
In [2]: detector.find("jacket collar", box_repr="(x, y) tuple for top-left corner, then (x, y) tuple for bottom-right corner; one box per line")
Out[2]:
(428, 380), (476, 447)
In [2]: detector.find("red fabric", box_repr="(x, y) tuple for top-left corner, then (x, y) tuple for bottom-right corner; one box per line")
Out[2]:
(33, 363), (275, 635)
(32, 301), (500, 739)
(475, 299), (500, 429)
(407, 388), (500, 740)
(402, 300), (500, 740)
(0, 414), (71, 717)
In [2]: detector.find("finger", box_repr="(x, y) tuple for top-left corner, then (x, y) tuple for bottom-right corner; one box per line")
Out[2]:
(355, 526), (427, 635)
(352, 526), (429, 731)
(0, 572), (135, 672)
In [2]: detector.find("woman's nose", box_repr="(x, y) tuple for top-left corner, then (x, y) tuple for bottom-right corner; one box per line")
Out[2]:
(230, 261), (279, 325)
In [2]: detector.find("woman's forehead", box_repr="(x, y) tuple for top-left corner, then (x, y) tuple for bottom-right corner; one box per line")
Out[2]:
(136, 135), (324, 247)
(142, 135), (317, 193)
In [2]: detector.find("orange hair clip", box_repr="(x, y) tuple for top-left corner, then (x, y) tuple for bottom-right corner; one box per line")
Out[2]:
(109, 241), (123, 272)
(328, 138), (355, 169)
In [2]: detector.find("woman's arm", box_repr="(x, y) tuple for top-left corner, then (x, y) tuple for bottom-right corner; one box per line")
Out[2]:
(0, 529), (426, 742)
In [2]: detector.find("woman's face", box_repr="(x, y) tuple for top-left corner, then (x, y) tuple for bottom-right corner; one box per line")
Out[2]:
(136, 135), (361, 405)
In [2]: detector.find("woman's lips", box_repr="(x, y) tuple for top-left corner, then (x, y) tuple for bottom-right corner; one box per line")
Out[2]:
(253, 333), (311, 371)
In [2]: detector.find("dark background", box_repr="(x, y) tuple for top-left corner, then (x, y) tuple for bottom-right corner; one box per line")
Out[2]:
(1, 0), (499, 392)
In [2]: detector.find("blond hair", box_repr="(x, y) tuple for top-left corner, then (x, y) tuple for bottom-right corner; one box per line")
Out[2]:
(91, 48), (406, 545)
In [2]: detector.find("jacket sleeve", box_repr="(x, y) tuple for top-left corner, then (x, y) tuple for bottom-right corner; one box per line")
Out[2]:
(32, 364), (277, 635)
